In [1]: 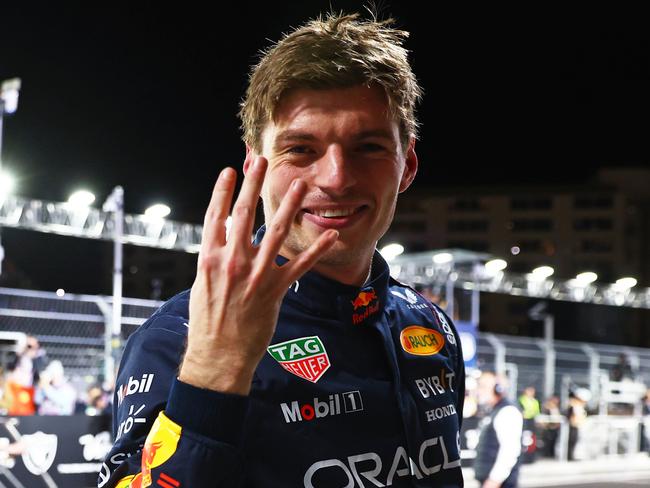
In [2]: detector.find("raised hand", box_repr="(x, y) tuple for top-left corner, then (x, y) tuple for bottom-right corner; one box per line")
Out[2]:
(179, 156), (338, 395)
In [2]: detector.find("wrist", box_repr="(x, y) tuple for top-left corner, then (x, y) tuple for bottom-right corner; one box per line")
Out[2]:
(166, 378), (249, 446)
(179, 354), (255, 395)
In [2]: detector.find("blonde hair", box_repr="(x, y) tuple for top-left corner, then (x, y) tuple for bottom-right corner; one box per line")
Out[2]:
(239, 12), (422, 152)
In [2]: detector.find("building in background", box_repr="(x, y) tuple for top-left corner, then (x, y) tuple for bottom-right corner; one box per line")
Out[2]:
(382, 168), (650, 346)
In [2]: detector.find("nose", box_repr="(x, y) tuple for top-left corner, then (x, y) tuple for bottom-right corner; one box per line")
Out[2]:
(312, 144), (357, 196)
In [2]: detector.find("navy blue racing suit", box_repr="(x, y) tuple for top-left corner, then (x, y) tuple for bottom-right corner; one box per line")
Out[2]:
(99, 229), (465, 487)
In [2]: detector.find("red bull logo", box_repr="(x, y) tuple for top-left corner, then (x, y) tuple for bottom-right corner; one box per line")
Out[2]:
(352, 290), (378, 310)
(351, 289), (379, 324)
(140, 412), (181, 487)
(143, 441), (163, 469)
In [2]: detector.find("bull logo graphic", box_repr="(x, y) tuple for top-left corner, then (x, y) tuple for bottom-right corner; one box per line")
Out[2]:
(143, 441), (163, 467)
(352, 290), (378, 310)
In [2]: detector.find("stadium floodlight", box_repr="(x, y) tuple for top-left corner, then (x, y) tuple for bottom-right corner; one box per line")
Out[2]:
(568, 271), (598, 302)
(575, 271), (598, 286)
(380, 243), (405, 262)
(614, 277), (637, 291)
(433, 252), (453, 265)
(485, 258), (507, 275)
(66, 189), (95, 231)
(67, 190), (96, 208)
(0, 170), (15, 198)
(144, 203), (171, 219)
(531, 266), (554, 280)
(0, 78), (21, 277)
(0, 78), (21, 115)
(526, 266), (555, 298)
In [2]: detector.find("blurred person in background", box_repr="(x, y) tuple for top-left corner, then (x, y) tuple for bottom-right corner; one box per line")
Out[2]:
(518, 385), (541, 463)
(84, 385), (111, 416)
(610, 352), (633, 382)
(540, 395), (561, 458)
(34, 360), (76, 415)
(518, 386), (540, 421)
(5, 336), (48, 414)
(9, 336), (48, 389)
(474, 371), (523, 488)
(641, 388), (650, 455)
(566, 388), (590, 461)
(3, 352), (36, 415)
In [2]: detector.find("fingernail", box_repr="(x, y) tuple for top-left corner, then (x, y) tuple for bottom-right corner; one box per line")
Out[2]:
(292, 179), (303, 190)
(221, 168), (234, 181)
(254, 156), (264, 169)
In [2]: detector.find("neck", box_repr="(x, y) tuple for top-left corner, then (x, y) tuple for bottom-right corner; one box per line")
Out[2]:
(311, 257), (373, 286)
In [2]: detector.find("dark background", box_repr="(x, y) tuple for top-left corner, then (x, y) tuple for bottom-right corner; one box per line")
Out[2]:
(1, 2), (648, 297)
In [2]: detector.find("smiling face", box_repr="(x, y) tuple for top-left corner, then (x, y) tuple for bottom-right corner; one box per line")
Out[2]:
(248, 84), (417, 285)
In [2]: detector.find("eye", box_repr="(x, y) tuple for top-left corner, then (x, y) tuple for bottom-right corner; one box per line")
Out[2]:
(287, 145), (313, 154)
(358, 142), (387, 152)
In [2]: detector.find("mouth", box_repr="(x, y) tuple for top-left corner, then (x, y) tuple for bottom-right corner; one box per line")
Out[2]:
(300, 205), (368, 229)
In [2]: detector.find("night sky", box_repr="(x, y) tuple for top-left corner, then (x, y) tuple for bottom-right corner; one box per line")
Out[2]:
(1, 3), (649, 294)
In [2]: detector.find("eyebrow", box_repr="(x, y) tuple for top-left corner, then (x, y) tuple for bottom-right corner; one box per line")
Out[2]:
(351, 129), (395, 141)
(273, 131), (317, 149)
(273, 129), (395, 150)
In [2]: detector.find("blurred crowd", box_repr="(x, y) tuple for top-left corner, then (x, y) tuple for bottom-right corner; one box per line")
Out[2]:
(0, 336), (111, 417)
(463, 354), (650, 465)
(1, 335), (650, 466)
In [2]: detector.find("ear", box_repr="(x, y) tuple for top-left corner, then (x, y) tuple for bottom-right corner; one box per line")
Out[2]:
(243, 145), (255, 175)
(398, 137), (418, 193)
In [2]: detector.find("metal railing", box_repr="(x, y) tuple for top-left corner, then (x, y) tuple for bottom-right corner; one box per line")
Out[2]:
(3, 285), (649, 400)
(476, 332), (650, 402)
(0, 287), (161, 388)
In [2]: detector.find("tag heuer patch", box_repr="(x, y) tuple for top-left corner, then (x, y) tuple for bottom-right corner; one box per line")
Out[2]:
(267, 336), (331, 383)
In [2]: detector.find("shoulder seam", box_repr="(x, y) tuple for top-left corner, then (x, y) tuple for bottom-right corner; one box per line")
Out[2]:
(135, 314), (189, 338)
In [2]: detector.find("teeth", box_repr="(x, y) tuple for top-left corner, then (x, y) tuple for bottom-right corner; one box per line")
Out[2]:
(311, 208), (357, 218)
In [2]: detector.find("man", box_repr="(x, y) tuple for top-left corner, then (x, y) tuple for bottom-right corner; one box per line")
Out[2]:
(518, 386), (540, 420)
(34, 360), (77, 415)
(4, 337), (48, 416)
(566, 388), (589, 461)
(540, 395), (561, 458)
(9, 335), (48, 388)
(474, 372), (523, 488)
(100, 12), (465, 488)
